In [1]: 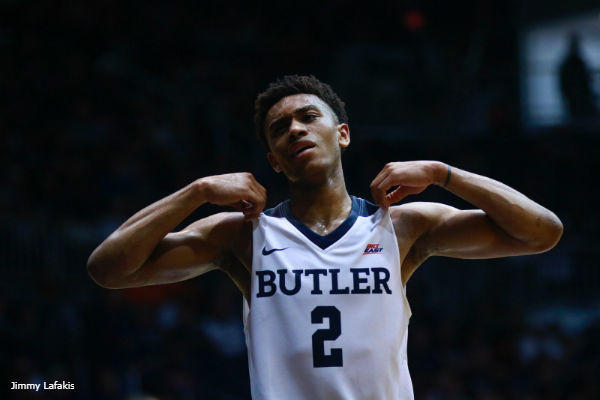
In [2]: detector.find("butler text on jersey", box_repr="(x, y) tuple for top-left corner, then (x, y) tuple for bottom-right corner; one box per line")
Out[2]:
(256, 267), (393, 297)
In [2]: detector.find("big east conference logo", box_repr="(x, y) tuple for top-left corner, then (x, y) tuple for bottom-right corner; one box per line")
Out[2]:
(363, 243), (383, 254)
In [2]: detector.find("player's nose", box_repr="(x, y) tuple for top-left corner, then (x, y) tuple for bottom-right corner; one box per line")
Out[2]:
(289, 118), (308, 139)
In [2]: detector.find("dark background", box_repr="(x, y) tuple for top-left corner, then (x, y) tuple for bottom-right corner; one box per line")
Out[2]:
(2, 0), (599, 399)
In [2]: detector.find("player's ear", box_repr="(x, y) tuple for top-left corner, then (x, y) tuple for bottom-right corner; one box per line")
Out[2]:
(337, 123), (350, 149)
(267, 152), (282, 173)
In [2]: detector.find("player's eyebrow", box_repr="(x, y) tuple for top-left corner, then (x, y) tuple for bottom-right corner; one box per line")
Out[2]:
(268, 105), (322, 134)
(295, 105), (321, 115)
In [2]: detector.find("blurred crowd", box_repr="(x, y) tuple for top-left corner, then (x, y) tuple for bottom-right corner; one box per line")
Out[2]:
(2, 264), (600, 399)
(2, 0), (600, 399)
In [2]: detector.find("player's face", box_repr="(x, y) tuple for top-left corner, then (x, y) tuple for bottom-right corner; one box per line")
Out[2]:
(264, 94), (350, 183)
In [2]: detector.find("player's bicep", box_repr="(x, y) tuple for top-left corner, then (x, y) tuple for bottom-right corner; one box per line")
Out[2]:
(126, 212), (245, 287)
(130, 231), (220, 285)
(417, 208), (533, 259)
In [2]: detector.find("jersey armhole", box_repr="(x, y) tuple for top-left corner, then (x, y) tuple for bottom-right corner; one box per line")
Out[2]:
(386, 209), (410, 296)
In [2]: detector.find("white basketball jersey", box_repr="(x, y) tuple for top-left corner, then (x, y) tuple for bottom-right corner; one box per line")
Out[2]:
(243, 196), (413, 399)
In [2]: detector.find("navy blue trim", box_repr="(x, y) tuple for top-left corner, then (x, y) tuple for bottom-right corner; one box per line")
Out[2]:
(263, 197), (377, 219)
(270, 196), (378, 250)
(263, 201), (288, 217)
(358, 197), (379, 217)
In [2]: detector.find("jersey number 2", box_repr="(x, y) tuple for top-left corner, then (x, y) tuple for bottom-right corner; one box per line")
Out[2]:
(311, 306), (343, 368)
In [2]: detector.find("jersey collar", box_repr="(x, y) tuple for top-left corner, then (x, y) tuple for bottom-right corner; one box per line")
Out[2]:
(281, 196), (360, 250)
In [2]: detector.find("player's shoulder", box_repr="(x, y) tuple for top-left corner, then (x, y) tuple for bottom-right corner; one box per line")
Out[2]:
(183, 211), (252, 247)
(389, 202), (458, 229)
(390, 201), (456, 215)
(187, 211), (248, 229)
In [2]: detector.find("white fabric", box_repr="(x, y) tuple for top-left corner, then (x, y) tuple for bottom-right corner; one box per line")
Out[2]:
(243, 200), (413, 399)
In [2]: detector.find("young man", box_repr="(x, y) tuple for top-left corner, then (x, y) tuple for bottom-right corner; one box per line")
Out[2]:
(88, 75), (563, 399)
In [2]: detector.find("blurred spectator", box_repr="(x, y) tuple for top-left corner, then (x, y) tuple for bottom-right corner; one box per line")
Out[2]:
(559, 33), (596, 120)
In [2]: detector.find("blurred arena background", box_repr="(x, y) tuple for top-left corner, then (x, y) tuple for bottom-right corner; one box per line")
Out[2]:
(2, 0), (600, 398)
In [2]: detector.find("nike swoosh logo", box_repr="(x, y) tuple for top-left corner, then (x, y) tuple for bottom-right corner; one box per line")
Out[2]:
(262, 246), (288, 255)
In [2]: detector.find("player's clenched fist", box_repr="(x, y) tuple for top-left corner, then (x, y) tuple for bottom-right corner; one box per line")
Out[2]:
(196, 172), (267, 219)
(370, 161), (447, 209)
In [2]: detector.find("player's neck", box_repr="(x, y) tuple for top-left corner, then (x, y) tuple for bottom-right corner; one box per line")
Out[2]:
(288, 169), (352, 235)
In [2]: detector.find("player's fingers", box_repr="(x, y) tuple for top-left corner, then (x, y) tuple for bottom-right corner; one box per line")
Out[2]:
(240, 198), (259, 215)
(247, 187), (267, 214)
(255, 180), (267, 197)
(370, 171), (390, 208)
(241, 200), (253, 210)
(386, 185), (427, 204)
(242, 182), (267, 217)
(385, 187), (407, 204)
(254, 186), (267, 210)
(370, 168), (389, 189)
(242, 201), (263, 220)
(246, 173), (266, 193)
(230, 200), (247, 212)
(243, 181), (263, 203)
(370, 184), (388, 209)
(244, 201), (263, 218)
(233, 201), (258, 221)
(240, 173), (263, 201)
(375, 174), (403, 209)
(247, 177), (267, 207)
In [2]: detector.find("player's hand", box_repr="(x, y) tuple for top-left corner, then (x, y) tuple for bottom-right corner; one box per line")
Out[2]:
(370, 161), (445, 209)
(197, 172), (267, 220)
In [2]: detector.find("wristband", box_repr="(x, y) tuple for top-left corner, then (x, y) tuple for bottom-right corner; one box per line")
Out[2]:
(443, 165), (452, 187)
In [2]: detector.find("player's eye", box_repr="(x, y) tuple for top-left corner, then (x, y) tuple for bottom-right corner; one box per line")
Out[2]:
(270, 123), (286, 138)
(302, 114), (318, 122)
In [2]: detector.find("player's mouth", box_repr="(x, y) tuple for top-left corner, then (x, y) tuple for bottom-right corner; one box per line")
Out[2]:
(289, 142), (316, 158)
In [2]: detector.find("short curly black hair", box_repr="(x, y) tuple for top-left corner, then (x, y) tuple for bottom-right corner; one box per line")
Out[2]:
(254, 75), (348, 150)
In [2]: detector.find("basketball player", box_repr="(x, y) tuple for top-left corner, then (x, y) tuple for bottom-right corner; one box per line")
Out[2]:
(87, 75), (563, 399)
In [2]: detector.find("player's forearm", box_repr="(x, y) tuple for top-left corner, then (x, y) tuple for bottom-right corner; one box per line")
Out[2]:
(436, 163), (563, 251)
(87, 180), (206, 285)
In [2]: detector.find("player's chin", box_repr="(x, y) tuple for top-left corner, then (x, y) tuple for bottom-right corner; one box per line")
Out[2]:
(285, 156), (332, 180)
(296, 168), (333, 186)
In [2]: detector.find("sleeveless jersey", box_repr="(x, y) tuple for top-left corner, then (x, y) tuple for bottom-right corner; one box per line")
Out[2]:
(243, 196), (413, 399)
